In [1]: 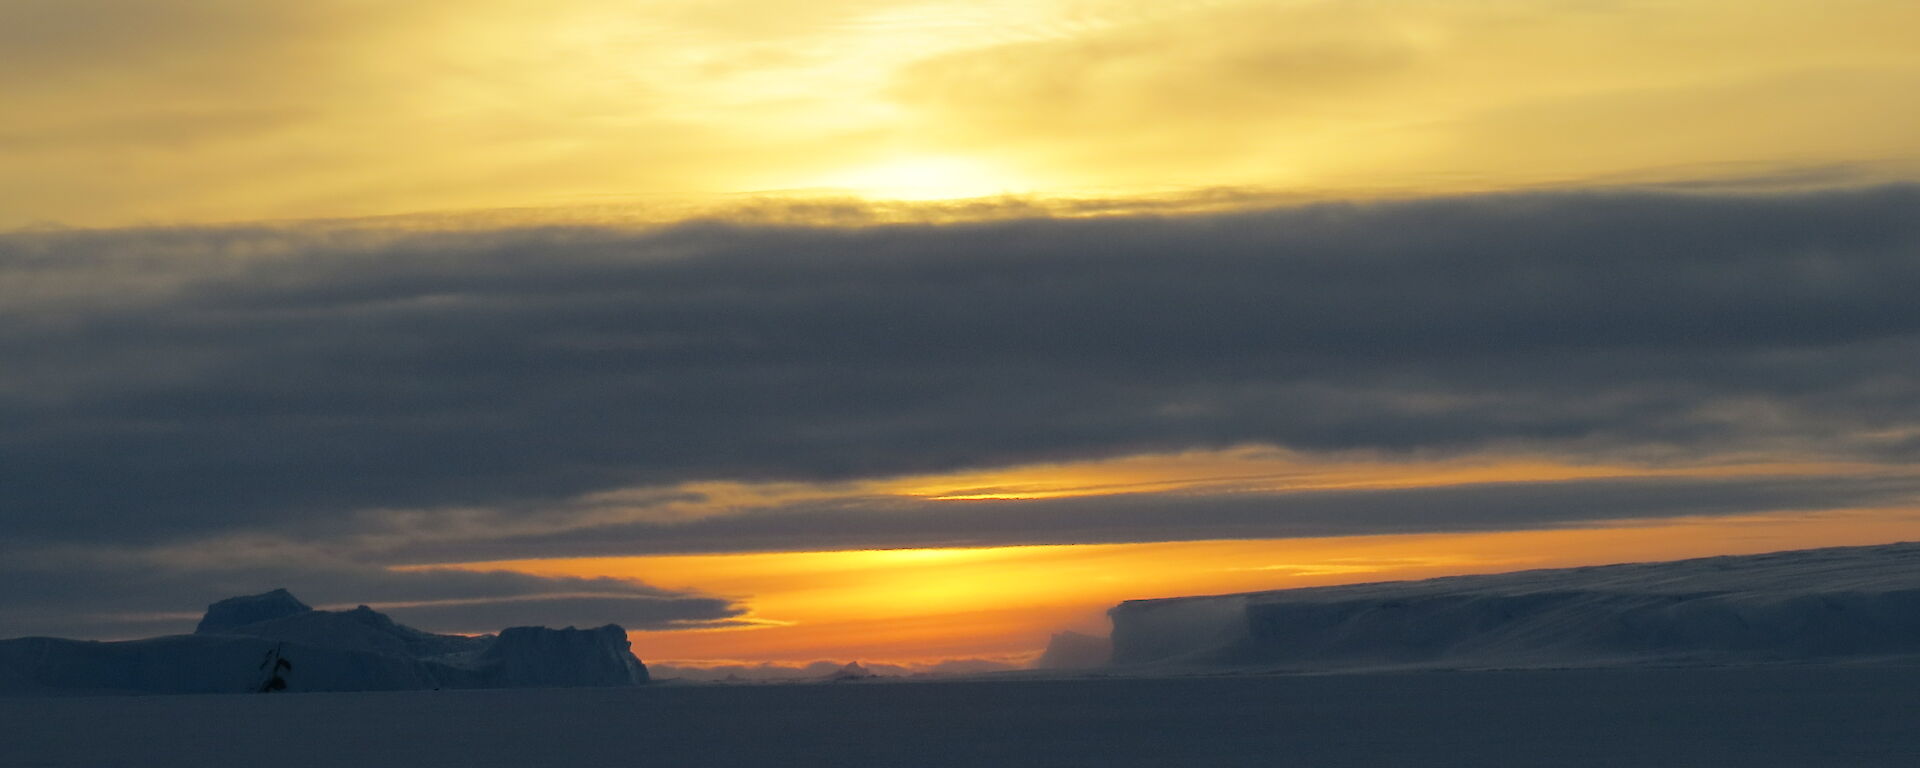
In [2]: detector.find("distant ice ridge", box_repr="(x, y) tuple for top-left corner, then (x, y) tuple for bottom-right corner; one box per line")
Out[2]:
(1109, 542), (1920, 670)
(1037, 631), (1113, 670)
(0, 589), (648, 695)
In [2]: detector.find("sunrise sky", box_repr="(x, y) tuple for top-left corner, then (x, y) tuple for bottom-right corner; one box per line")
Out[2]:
(5, 0), (1920, 670)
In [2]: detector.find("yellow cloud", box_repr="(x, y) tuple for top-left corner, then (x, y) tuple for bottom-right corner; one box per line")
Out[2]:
(5, 0), (1918, 228)
(893, 0), (1920, 194)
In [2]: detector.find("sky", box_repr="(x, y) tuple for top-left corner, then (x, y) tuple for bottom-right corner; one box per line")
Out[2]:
(5, 0), (1920, 669)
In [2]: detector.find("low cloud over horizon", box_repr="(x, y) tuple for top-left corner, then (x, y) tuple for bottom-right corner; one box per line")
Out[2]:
(6, 184), (1920, 639)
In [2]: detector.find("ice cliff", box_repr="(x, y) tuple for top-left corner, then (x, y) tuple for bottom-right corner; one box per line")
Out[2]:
(0, 590), (649, 695)
(1109, 542), (1920, 670)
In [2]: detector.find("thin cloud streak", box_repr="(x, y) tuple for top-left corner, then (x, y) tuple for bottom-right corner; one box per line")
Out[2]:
(375, 473), (1920, 562)
(0, 539), (746, 639)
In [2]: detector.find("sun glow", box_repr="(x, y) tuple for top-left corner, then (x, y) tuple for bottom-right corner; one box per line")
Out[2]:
(800, 155), (1028, 201)
(379, 446), (1920, 665)
(428, 508), (1920, 665)
(7, 0), (1918, 227)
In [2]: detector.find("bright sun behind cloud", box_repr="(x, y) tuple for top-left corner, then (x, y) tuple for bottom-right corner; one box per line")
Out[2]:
(4, 0), (1918, 227)
(796, 155), (1030, 201)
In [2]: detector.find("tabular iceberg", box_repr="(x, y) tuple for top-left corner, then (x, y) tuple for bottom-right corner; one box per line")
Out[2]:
(1110, 542), (1920, 670)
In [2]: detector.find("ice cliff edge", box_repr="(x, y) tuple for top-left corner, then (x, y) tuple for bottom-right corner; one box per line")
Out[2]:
(0, 590), (649, 695)
(1108, 541), (1920, 671)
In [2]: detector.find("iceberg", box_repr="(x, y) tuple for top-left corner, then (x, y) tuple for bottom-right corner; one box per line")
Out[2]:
(0, 590), (648, 695)
(1109, 541), (1920, 670)
(1036, 630), (1112, 670)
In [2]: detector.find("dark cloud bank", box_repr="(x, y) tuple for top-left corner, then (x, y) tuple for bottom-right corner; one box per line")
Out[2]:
(5, 185), (1919, 636)
(0, 543), (746, 639)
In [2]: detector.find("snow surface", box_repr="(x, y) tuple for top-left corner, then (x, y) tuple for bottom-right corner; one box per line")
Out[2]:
(1111, 541), (1920, 670)
(0, 590), (647, 695)
(3, 666), (1919, 767)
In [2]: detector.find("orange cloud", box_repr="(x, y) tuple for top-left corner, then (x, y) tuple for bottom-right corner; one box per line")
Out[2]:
(427, 507), (1920, 665)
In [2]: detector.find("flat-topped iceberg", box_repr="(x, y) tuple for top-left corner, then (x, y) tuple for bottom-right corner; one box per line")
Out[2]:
(0, 590), (648, 695)
(1109, 541), (1920, 670)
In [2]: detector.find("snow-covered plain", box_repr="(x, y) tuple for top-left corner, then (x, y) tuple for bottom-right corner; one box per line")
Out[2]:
(4, 666), (1919, 767)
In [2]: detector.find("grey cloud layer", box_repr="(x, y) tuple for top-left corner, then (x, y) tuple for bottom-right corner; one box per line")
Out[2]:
(5, 185), (1920, 550)
(0, 542), (744, 638)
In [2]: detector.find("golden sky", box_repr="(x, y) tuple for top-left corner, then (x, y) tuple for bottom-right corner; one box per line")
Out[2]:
(8, 0), (1920, 668)
(445, 506), (1920, 665)
(402, 450), (1920, 665)
(6, 0), (1920, 228)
